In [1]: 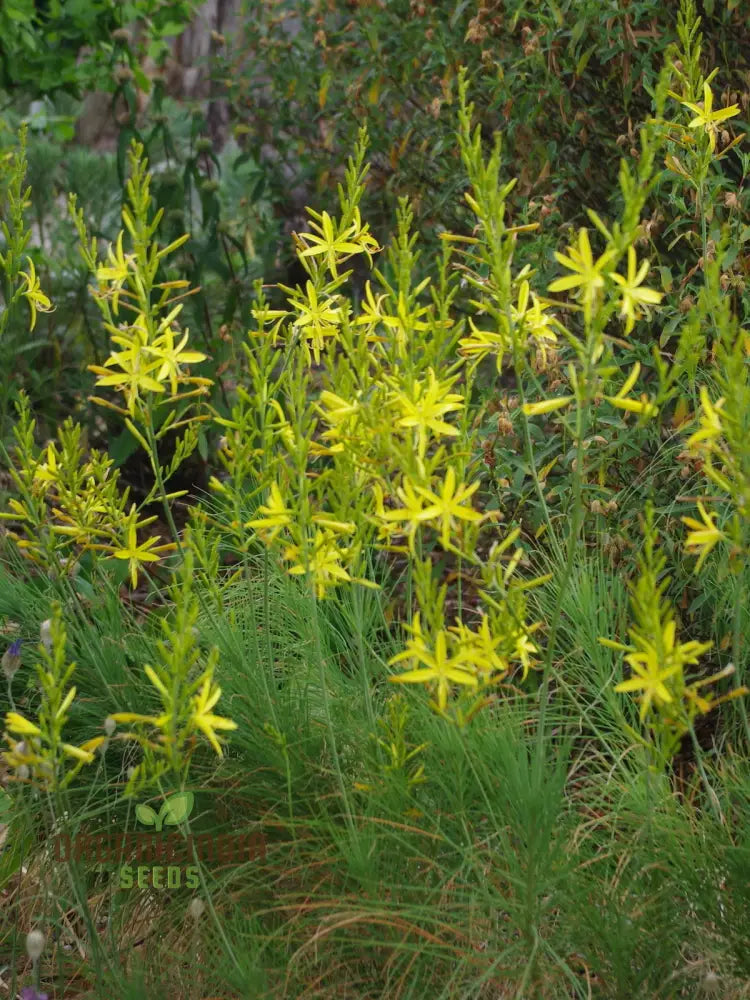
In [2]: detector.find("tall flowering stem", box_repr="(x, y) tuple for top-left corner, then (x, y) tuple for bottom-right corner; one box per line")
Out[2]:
(70, 140), (213, 578)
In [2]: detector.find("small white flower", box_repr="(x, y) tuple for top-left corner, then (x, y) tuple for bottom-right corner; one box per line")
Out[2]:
(189, 897), (205, 920)
(16, 764), (30, 780)
(40, 619), (52, 649)
(25, 928), (45, 961)
(104, 716), (116, 737)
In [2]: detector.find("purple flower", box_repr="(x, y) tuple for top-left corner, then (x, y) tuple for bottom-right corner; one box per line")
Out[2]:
(2, 639), (22, 680)
(20, 988), (48, 1000)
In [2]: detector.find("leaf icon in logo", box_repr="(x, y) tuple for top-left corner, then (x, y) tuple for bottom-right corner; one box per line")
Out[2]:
(135, 803), (159, 828)
(158, 790), (194, 828)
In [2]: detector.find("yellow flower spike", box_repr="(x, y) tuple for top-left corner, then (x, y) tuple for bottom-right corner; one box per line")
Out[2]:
(615, 650), (680, 721)
(603, 394), (659, 418)
(389, 628), (478, 713)
(317, 390), (361, 431)
(19, 257), (54, 331)
(599, 637), (634, 653)
(97, 231), (125, 282)
(96, 230), (134, 294)
(521, 396), (575, 416)
(611, 247), (663, 334)
(287, 280), (343, 363)
(61, 743), (95, 763)
(503, 547), (524, 585)
(144, 324), (208, 396)
(511, 284), (562, 362)
(33, 443), (60, 485)
(285, 529), (354, 599)
(190, 672), (238, 757)
(55, 687), (77, 721)
(80, 736), (108, 754)
(309, 440), (346, 456)
(457, 318), (510, 373)
(413, 467), (483, 551)
(144, 664), (170, 700)
(354, 279), (389, 326)
(108, 506), (178, 588)
(391, 368), (464, 456)
(266, 398), (296, 450)
(5, 712), (41, 736)
(311, 515), (356, 534)
(512, 632), (539, 681)
(245, 481), (293, 542)
(687, 387), (724, 449)
(678, 81), (740, 153)
(109, 711), (161, 725)
(614, 361), (641, 399)
(89, 343), (166, 418)
(681, 501), (725, 573)
(451, 615), (510, 681)
(156, 233), (190, 260)
(547, 227), (616, 321)
(296, 208), (380, 278)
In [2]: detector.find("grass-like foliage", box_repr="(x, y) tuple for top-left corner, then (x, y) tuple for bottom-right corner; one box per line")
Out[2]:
(1, 1), (750, 997)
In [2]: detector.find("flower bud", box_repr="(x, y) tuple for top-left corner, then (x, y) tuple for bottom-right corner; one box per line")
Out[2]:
(40, 620), (52, 649)
(2, 639), (22, 679)
(195, 137), (213, 154)
(189, 897), (205, 920)
(104, 716), (116, 737)
(26, 928), (45, 961)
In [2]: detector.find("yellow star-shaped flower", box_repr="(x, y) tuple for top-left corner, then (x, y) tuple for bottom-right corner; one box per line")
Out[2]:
(679, 82), (740, 153)
(190, 671), (237, 757)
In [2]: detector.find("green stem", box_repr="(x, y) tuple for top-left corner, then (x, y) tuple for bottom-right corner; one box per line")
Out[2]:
(688, 723), (723, 823)
(730, 554), (750, 746)
(534, 341), (591, 774)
